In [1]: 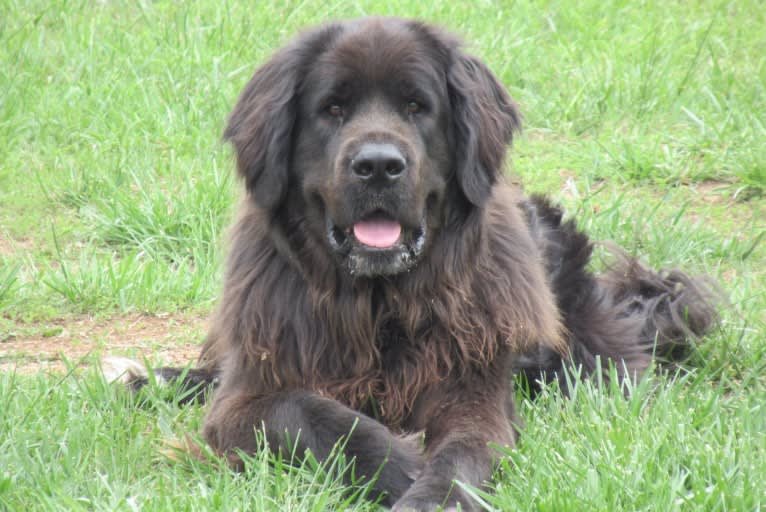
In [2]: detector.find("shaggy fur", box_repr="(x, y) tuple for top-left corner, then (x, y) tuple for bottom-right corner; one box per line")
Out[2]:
(113, 18), (719, 511)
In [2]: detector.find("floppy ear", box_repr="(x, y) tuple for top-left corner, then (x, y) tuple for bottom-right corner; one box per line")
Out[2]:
(224, 41), (305, 211)
(448, 51), (522, 207)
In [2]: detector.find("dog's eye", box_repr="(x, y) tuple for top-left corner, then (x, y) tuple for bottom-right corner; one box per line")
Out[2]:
(406, 101), (422, 114)
(326, 104), (343, 118)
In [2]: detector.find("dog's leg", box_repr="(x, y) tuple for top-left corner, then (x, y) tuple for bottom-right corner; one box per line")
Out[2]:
(203, 389), (423, 506)
(392, 371), (515, 512)
(101, 356), (219, 404)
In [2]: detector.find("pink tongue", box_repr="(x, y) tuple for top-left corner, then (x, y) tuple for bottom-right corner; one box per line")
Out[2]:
(353, 218), (402, 248)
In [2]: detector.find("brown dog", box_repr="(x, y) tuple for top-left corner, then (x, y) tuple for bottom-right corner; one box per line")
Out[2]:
(108, 17), (718, 511)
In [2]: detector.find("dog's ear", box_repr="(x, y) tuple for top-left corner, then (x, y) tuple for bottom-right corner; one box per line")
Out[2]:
(224, 26), (338, 211)
(224, 47), (298, 211)
(448, 51), (521, 207)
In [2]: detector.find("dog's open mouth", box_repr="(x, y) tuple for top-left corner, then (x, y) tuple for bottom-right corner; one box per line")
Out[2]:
(326, 210), (426, 276)
(353, 214), (402, 249)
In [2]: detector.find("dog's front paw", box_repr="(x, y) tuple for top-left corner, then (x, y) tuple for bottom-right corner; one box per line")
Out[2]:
(391, 498), (444, 512)
(391, 487), (474, 512)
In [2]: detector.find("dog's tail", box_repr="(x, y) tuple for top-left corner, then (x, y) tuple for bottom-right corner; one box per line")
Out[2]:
(101, 356), (219, 404)
(598, 248), (721, 363)
(516, 196), (722, 394)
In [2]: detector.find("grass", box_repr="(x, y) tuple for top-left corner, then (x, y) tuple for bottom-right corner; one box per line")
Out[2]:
(1, 0), (764, 510)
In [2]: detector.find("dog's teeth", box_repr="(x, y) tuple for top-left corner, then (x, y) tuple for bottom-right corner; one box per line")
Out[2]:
(101, 356), (148, 384)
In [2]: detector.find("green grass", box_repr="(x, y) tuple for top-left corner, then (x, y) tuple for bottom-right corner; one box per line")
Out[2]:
(0, 367), (382, 511)
(1, 0), (764, 510)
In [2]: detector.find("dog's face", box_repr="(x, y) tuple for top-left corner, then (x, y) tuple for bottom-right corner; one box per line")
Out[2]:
(295, 21), (453, 277)
(224, 18), (521, 277)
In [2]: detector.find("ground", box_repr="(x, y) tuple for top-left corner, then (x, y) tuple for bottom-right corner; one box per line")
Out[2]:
(0, 313), (205, 374)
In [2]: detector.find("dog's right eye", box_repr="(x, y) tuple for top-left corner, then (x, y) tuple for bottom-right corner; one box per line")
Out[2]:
(326, 105), (343, 118)
(406, 101), (422, 114)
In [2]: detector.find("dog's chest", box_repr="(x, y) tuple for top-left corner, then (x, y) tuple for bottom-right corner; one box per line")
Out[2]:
(377, 319), (411, 366)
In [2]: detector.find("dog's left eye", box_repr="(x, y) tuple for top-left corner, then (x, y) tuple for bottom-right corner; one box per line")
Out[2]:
(406, 101), (423, 114)
(327, 104), (344, 118)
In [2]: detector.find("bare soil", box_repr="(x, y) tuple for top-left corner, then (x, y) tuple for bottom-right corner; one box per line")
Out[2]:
(0, 313), (207, 374)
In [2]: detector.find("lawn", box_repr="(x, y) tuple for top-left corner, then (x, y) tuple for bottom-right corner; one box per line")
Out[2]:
(1, 0), (764, 510)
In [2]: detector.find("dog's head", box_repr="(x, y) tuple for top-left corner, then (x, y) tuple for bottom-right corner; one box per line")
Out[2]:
(224, 18), (520, 277)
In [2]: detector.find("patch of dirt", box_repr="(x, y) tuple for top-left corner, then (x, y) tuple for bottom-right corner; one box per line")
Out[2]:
(685, 186), (765, 239)
(0, 313), (207, 375)
(695, 180), (731, 205)
(0, 235), (35, 257)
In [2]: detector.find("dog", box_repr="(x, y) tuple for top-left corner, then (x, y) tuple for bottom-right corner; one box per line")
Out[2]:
(106, 17), (718, 511)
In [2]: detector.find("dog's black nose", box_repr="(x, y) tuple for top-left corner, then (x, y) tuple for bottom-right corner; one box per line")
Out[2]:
(350, 143), (406, 183)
